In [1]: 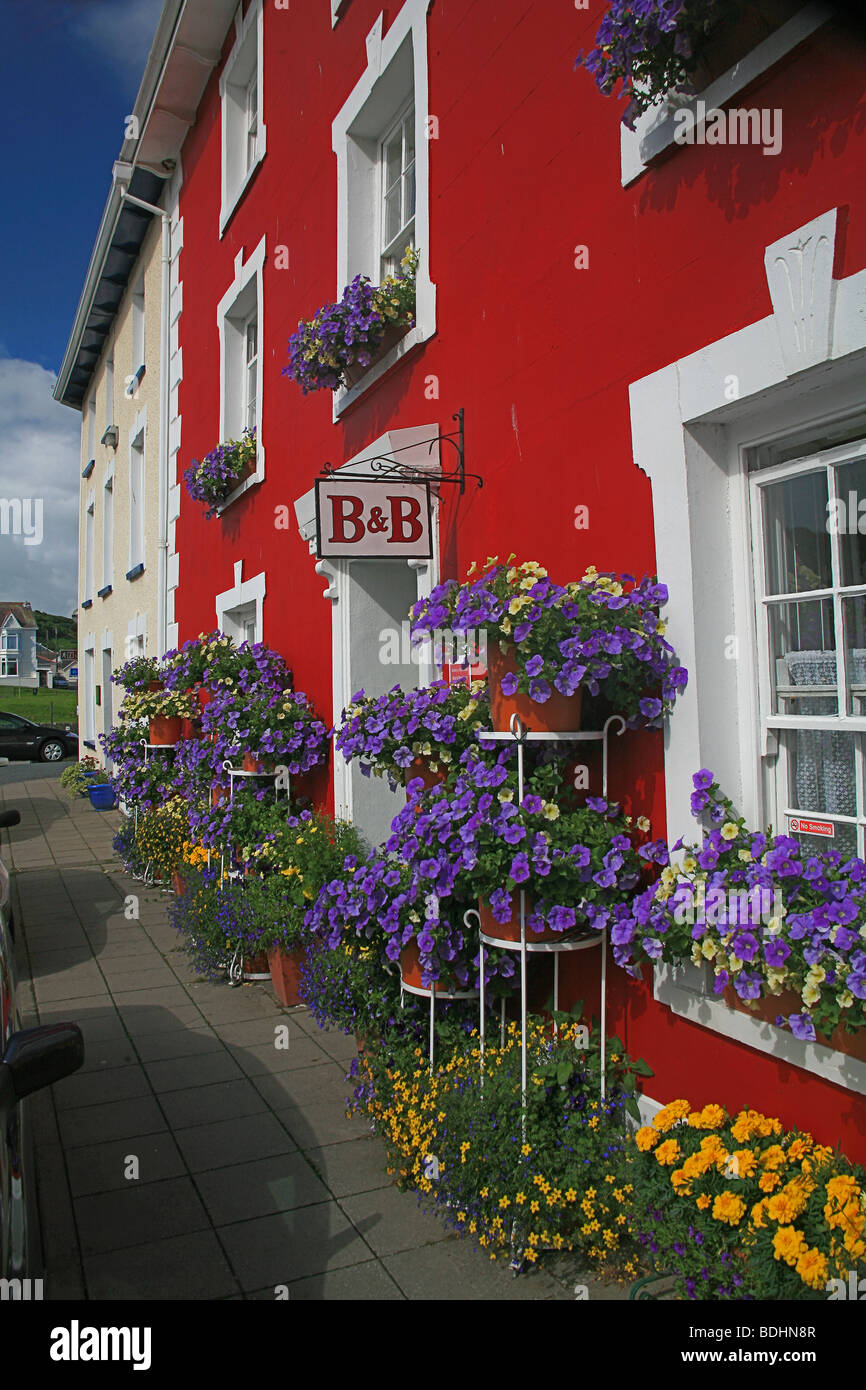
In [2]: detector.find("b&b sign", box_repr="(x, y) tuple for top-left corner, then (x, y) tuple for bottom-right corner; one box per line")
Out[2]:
(315, 479), (432, 559)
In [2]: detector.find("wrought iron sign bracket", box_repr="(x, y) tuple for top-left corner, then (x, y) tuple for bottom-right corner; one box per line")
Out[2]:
(320, 409), (481, 495)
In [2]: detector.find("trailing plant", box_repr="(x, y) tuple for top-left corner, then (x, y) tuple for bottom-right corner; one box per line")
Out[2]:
(183, 427), (257, 516)
(111, 655), (162, 691)
(411, 557), (687, 728)
(134, 798), (190, 879)
(355, 1011), (648, 1273)
(575, 0), (728, 129)
(335, 679), (493, 789)
(60, 756), (99, 797)
(610, 771), (866, 1039)
(283, 247), (419, 394)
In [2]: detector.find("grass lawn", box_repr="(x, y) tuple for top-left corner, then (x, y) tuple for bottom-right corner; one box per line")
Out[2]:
(0, 686), (79, 729)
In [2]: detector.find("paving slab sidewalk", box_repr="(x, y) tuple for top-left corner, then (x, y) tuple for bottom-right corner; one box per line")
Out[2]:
(2, 770), (627, 1302)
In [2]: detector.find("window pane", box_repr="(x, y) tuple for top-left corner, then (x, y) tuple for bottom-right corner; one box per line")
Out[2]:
(761, 472), (831, 595)
(384, 185), (402, 247)
(385, 133), (402, 193)
(843, 595), (866, 715)
(787, 729), (856, 817)
(836, 457), (866, 588)
(246, 319), (257, 366)
(769, 598), (837, 715)
(794, 823), (858, 860)
(404, 160), (416, 226)
(404, 111), (415, 164)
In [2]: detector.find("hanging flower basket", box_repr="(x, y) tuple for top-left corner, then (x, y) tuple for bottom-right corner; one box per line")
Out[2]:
(478, 894), (565, 945)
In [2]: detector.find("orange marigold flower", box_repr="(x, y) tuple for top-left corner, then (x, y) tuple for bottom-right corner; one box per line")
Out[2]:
(712, 1192), (746, 1226)
(654, 1139), (681, 1167)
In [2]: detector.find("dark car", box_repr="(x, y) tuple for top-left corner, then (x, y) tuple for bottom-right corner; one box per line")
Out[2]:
(51, 676), (74, 690)
(0, 714), (78, 763)
(0, 810), (83, 1289)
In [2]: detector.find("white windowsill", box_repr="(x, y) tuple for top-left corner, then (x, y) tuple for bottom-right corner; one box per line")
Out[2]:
(621, 2), (831, 187)
(333, 322), (432, 418)
(214, 461), (265, 516)
(655, 962), (866, 1095)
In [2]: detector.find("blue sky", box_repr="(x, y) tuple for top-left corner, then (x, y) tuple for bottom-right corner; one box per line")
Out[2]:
(0, 0), (162, 616)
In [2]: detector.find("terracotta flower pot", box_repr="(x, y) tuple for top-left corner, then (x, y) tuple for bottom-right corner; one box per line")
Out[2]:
(211, 786), (227, 807)
(243, 953), (271, 982)
(171, 870), (186, 897)
(404, 756), (447, 791)
(478, 894), (564, 944)
(149, 715), (183, 745)
(242, 751), (266, 773)
(267, 944), (306, 1007)
(342, 321), (411, 388)
(487, 644), (582, 734)
(147, 680), (164, 692)
(399, 940), (460, 993)
(724, 985), (866, 1063)
(180, 717), (202, 741)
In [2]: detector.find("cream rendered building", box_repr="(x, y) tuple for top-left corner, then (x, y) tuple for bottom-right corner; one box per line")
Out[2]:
(54, 0), (237, 760)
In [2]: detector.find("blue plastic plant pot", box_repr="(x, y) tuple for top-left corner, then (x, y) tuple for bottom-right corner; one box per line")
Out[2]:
(88, 784), (116, 811)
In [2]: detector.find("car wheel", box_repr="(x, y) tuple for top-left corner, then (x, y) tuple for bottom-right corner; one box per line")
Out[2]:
(40, 740), (65, 762)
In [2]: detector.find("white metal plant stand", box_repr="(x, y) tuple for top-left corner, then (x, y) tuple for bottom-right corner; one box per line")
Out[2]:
(132, 740), (177, 885)
(218, 760), (290, 983)
(470, 713), (626, 1120)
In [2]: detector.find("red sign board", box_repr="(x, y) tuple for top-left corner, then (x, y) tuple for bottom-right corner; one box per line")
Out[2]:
(789, 816), (835, 838)
(315, 479), (432, 559)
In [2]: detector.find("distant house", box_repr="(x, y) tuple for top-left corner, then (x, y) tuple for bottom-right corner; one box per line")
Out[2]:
(0, 604), (38, 689)
(35, 643), (59, 687)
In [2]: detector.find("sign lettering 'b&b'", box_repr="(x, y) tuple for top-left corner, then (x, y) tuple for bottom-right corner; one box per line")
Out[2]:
(315, 480), (432, 559)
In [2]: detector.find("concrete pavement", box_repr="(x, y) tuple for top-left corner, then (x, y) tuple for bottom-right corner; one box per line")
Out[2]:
(2, 765), (624, 1301)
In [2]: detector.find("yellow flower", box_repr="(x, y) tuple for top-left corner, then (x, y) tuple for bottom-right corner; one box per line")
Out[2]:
(652, 1099), (692, 1133)
(772, 1225), (807, 1267)
(695, 1194), (711, 1211)
(635, 1126), (659, 1151)
(712, 1192), (746, 1225)
(795, 1247), (828, 1291)
(689, 1103), (727, 1130)
(720, 822), (740, 841)
(654, 1139), (681, 1167)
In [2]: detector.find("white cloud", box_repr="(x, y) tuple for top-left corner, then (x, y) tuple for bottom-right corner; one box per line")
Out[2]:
(66, 0), (164, 88)
(0, 359), (80, 618)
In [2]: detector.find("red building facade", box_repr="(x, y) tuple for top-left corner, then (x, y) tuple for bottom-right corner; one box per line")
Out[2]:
(160, 1), (866, 1157)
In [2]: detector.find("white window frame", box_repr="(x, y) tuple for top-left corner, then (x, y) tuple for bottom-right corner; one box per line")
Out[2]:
(379, 99), (415, 281)
(629, 206), (866, 1092)
(104, 348), (114, 432)
(125, 613), (147, 664)
(331, 0), (436, 418)
(748, 433), (866, 860)
(84, 494), (95, 602)
(216, 560), (266, 644)
(217, 239), (266, 511)
(219, 0), (267, 236)
(621, 3), (829, 186)
(130, 272), (145, 380)
(101, 468), (114, 591)
(128, 411), (146, 574)
(86, 395), (96, 461)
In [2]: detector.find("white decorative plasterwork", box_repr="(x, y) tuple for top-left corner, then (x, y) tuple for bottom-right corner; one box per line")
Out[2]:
(628, 207), (866, 1083)
(764, 209), (837, 376)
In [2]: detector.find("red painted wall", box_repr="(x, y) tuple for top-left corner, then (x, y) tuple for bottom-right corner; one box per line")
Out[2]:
(174, 1), (866, 1158)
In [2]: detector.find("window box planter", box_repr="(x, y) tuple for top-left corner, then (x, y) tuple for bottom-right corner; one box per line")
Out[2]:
(688, 0), (803, 91)
(724, 986), (866, 1065)
(341, 321), (413, 389)
(184, 429), (257, 518)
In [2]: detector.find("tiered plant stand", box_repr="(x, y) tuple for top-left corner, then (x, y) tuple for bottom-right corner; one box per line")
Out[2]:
(219, 760), (289, 984)
(399, 965), (484, 1074)
(132, 740), (177, 886)
(472, 713), (625, 1119)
